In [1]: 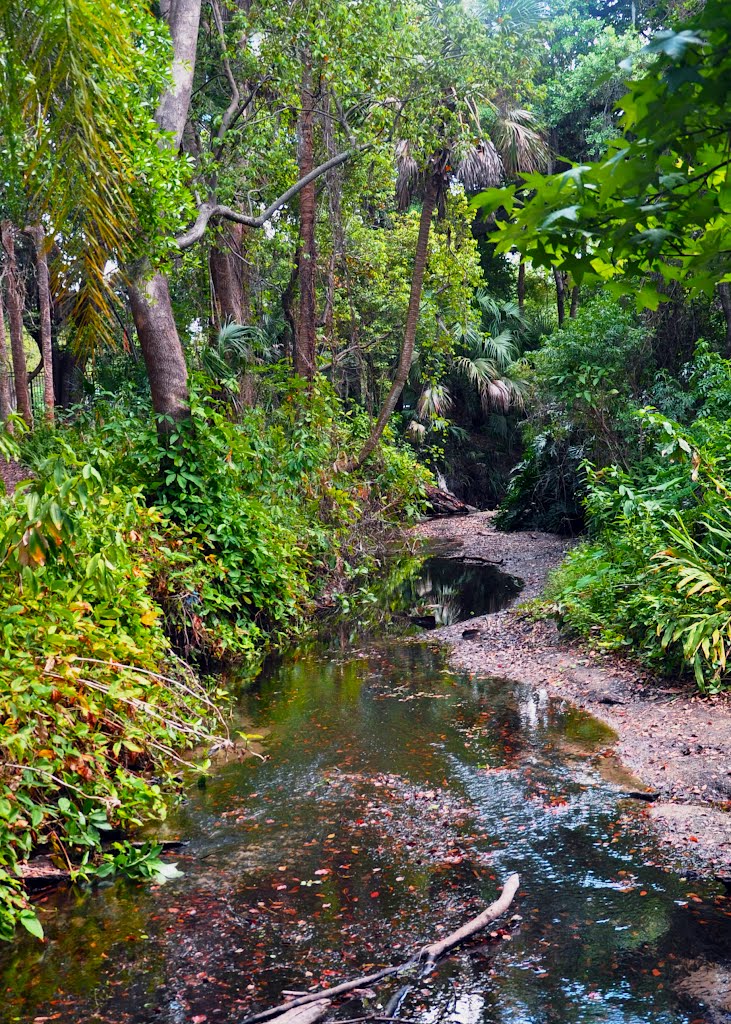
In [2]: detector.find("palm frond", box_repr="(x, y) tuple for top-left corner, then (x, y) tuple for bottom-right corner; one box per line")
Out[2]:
(0, 0), (181, 353)
(395, 139), (421, 211)
(417, 384), (453, 420)
(490, 105), (548, 176)
(455, 140), (504, 192)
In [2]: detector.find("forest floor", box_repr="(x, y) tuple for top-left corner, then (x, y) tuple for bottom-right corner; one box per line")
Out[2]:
(416, 511), (731, 877)
(0, 458), (28, 494)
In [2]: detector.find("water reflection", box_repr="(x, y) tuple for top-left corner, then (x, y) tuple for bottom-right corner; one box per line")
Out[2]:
(1, 646), (730, 1024)
(402, 557), (523, 627)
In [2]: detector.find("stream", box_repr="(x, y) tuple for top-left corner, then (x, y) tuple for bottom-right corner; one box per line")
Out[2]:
(2, 554), (731, 1024)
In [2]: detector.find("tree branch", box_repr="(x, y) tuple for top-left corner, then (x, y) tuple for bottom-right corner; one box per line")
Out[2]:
(176, 144), (370, 249)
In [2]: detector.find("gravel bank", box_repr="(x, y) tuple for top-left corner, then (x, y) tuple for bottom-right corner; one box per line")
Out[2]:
(416, 511), (731, 876)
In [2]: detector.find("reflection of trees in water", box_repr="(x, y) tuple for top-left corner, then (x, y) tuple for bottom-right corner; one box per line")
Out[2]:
(404, 558), (522, 625)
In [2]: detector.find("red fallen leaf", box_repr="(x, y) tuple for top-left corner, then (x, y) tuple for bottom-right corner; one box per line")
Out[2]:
(370, 891), (380, 898)
(688, 836), (699, 842)
(640, 891), (648, 897)
(652, 969), (662, 977)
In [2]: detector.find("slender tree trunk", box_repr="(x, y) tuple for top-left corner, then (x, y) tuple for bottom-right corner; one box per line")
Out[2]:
(294, 63), (317, 379)
(210, 222), (249, 328)
(25, 224), (55, 424)
(320, 90), (345, 352)
(517, 261), (526, 312)
(127, 0), (202, 423)
(1, 222), (32, 428)
(129, 273), (190, 425)
(569, 284), (580, 319)
(553, 267), (566, 327)
(718, 282), (731, 357)
(0, 285), (12, 423)
(349, 176), (437, 471)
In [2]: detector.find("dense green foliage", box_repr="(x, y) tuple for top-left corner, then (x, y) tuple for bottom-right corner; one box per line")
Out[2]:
(517, 325), (731, 690)
(479, 0), (731, 301)
(1, 0), (730, 949)
(0, 375), (431, 939)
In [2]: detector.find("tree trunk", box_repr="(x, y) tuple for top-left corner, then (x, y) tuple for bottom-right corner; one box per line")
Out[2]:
(127, 0), (202, 423)
(129, 272), (190, 425)
(569, 283), (580, 319)
(210, 222), (249, 328)
(0, 285), (12, 423)
(25, 224), (55, 424)
(553, 266), (566, 327)
(294, 63), (317, 379)
(349, 175), (437, 470)
(1, 222), (32, 428)
(718, 282), (731, 357)
(156, 0), (202, 152)
(517, 261), (526, 312)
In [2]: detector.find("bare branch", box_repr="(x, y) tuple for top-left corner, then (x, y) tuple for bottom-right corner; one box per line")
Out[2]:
(176, 145), (370, 249)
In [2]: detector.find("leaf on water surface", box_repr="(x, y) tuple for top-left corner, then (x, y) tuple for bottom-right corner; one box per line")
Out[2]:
(152, 861), (184, 883)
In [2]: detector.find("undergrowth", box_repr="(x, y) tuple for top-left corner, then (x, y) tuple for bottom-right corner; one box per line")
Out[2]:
(542, 393), (731, 692)
(0, 371), (432, 940)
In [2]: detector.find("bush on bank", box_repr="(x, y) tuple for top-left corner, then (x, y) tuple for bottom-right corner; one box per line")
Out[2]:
(543, 356), (731, 692)
(0, 372), (432, 940)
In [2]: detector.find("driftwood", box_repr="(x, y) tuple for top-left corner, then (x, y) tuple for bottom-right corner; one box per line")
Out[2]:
(242, 873), (520, 1024)
(447, 554), (505, 566)
(419, 872), (520, 965)
(268, 1001), (332, 1024)
(424, 486), (475, 517)
(242, 967), (406, 1024)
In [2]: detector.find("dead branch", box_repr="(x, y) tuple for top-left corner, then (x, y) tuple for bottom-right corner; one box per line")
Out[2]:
(267, 1000), (332, 1024)
(419, 872), (520, 965)
(240, 873), (520, 1024)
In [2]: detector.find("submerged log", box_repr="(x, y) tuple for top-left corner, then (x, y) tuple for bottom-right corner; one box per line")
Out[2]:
(424, 485), (475, 517)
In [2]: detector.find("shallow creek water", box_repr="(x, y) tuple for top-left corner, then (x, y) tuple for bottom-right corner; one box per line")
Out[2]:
(2, 559), (731, 1024)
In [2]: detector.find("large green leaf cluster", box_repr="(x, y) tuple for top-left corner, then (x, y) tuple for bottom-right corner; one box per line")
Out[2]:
(475, 0), (731, 299)
(543, 352), (731, 690)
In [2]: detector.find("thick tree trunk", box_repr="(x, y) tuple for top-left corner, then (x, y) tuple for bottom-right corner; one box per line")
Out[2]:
(0, 286), (12, 423)
(294, 64), (317, 379)
(718, 282), (731, 357)
(569, 283), (580, 319)
(129, 273), (190, 425)
(517, 261), (526, 312)
(349, 176), (437, 470)
(157, 0), (202, 152)
(25, 224), (55, 424)
(1, 222), (32, 427)
(127, 0), (202, 422)
(553, 266), (566, 327)
(210, 222), (249, 328)
(53, 348), (84, 409)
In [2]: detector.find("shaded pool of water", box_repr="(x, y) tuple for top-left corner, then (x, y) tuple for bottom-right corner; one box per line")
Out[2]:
(402, 557), (523, 627)
(2, 642), (730, 1024)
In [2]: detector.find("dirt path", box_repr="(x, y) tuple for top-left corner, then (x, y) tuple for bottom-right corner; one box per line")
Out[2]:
(417, 512), (731, 876)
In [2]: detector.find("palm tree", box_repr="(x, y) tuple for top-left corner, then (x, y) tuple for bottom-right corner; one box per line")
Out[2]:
(349, 99), (546, 469)
(407, 289), (528, 441)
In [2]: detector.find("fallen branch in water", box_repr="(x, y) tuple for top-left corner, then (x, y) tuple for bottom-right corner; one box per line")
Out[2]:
(419, 872), (520, 965)
(241, 872), (520, 1024)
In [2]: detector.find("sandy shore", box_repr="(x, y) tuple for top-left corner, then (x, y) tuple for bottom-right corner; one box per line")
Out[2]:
(416, 511), (731, 876)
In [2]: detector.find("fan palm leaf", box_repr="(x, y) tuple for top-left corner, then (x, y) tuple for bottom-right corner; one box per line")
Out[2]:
(489, 104), (549, 177)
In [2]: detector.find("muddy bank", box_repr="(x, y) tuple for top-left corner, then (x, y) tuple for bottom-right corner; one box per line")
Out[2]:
(417, 511), (731, 875)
